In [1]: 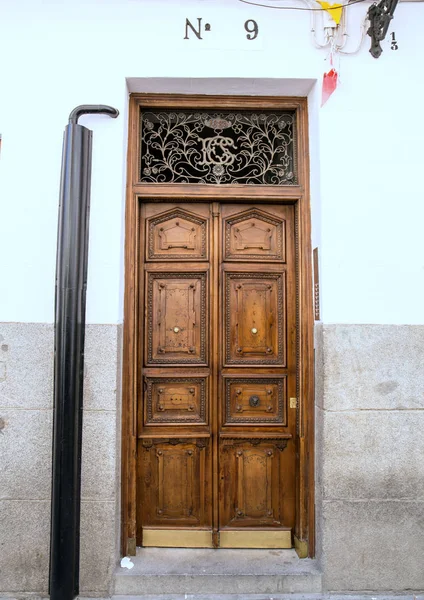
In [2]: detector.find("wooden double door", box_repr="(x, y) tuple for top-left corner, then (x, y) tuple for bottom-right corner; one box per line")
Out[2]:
(137, 201), (296, 548)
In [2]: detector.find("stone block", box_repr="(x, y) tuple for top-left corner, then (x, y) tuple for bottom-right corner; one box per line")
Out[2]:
(0, 500), (50, 593)
(114, 572), (322, 595)
(81, 410), (118, 501)
(0, 323), (122, 412)
(315, 407), (325, 564)
(1, 408), (52, 500)
(84, 324), (121, 412)
(0, 323), (53, 409)
(321, 499), (424, 591)
(321, 411), (424, 501)
(80, 500), (118, 595)
(322, 324), (424, 411)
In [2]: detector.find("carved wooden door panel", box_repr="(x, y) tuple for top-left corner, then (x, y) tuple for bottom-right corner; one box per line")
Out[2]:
(218, 204), (296, 548)
(138, 203), (212, 548)
(137, 202), (296, 549)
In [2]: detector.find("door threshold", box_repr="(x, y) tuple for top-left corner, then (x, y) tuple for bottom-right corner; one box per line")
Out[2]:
(114, 547), (322, 595)
(124, 546), (301, 575)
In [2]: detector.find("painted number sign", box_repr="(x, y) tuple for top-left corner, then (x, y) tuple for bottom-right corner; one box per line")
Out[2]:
(184, 18), (259, 41)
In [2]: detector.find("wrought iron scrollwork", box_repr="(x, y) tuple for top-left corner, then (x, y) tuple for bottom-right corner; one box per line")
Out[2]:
(140, 110), (297, 185)
(367, 0), (399, 59)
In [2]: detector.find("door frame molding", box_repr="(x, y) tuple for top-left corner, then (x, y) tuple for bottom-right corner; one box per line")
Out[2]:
(121, 93), (315, 557)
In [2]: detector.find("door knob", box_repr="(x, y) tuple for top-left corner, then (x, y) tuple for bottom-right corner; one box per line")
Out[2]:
(249, 395), (260, 407)
(251, 327), (258, 334)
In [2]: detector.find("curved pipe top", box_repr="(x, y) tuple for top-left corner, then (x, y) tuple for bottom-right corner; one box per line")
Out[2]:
(68, 105), (119, 125)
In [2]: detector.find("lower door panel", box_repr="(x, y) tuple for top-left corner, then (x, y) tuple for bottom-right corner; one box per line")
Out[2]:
(140, 437), (211, 529)
(219, 530), (291, 548)
(218, 436), (293, 548)
(142, 529), (213, 548)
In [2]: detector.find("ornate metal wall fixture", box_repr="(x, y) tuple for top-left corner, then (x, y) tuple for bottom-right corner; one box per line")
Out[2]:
(367, 0), (399, 58)
(140, 110), (297, 185)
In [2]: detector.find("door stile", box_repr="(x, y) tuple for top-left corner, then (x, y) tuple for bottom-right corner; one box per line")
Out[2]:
(135, 201), (145, 548)
(294, 202), (302, 551)
(211, 201), (220, 548)
(125, 191), (141, 555)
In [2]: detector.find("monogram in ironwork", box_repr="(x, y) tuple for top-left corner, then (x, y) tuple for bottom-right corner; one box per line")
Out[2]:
(140, 110), (297, 185)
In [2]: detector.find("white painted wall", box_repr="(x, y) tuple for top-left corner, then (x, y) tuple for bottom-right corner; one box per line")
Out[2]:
(0, 0), (423, 324)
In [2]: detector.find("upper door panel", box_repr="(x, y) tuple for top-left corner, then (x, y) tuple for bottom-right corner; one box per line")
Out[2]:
(223, 207), (286, 262)
(146, 270), (208, 366)
(145, 204), (209, 262)
(224, 271), (286, 366)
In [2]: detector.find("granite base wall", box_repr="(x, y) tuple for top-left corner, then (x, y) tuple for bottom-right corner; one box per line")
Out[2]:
(1, 322), (423, 594)
(316, 324), (424, 593)
(0, 323), (122, 596)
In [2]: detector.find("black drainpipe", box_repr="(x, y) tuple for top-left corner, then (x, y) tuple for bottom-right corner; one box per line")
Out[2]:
(50, 105), (119, 600)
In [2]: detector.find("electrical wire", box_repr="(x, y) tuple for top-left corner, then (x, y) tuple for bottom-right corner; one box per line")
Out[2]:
(337, 15), (369, 53)
(239, 0), (370, 55)
(239, 0), (367, 12)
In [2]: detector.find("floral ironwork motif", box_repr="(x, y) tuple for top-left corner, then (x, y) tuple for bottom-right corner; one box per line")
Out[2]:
(140, 110), (297, 185)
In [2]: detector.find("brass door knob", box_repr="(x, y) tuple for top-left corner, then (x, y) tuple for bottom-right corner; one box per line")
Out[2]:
(251, 327), (258, 334)
(173, 326), (180, 333)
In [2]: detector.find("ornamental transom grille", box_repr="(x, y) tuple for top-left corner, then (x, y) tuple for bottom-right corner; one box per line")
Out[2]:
(139, 109), (297, 185)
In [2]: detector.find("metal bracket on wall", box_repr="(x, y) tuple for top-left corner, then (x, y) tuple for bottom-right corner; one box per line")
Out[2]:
(367, 0), (399, 58)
